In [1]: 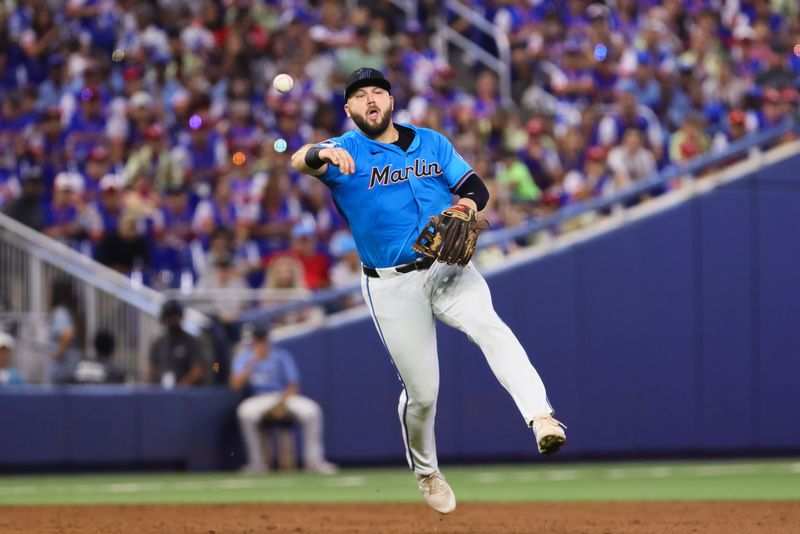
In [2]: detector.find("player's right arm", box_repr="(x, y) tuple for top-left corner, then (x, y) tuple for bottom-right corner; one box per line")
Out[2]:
(290, 143), (355, 176)
(228, 354), (259, 392)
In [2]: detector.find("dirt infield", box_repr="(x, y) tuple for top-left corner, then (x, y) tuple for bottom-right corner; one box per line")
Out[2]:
(1, 502), (798, 534)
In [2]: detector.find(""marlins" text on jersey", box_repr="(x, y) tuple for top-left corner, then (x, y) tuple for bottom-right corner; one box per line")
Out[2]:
(368, 158), (443, 189)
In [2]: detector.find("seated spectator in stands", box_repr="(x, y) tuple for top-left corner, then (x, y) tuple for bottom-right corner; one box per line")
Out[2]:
(249, 169), (300, 256)
(583, 146), (615, 198)
(607, 128), (657, 188)
(262, 255), (324, 327)
(196, 227), (235, 281)
(197, 255), (248, 322)
(300, 179), (345, 242)
(2, 169), (46, 231)
(48, 278), (84, 384)
(193, 175), (238, 243)
(44, 172), (86, 248)
(557, 126), (588, 174)
(755, 42), (796, 89)
(287, 218), (331, 291)
(328, 231), (363, 309)
(713, 110), (749, 154)
(618, 53), (662, 113)
(229, 323), (337, 474)
(335, 24), (384, 80)
(519, 118), (560, 192)
(598, 90), (664, 159)
(550, 39), (594, 105)
(172, 113), (225, 187)
(72, 330), (127, 384)
(0, 332), (24, 386)
(36, 53), (71, 111)
(36, 106), (68, 170)
(497, 149), (542, 207)
(122, 169), (160, 222)
(749, 87), (790, 133)
(562, 146), (614, 204)
(64, 85), (108, 164)
(96, 210), (149, 276)
(669, 112), (711, 165)
(590, 52), (620, 105)
(150, 184), (195, 284)
(84, 173), (124, 244)
(81, 146), (113, 202)
(272, 102), (308, 155)
(148, 300), (205, 387)
(124, 123), (182, 192)
(702, 60), (749, 111)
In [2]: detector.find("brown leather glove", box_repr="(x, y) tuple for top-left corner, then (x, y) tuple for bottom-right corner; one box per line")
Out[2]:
(412, 204), (489, 267)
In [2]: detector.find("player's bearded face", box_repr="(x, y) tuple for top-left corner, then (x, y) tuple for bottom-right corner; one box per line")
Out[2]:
(351, 105), (392, 137)
(348, 89), (393, 137)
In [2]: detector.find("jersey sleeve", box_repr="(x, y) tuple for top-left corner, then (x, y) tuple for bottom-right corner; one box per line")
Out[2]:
(316, 135), (354, 189)
(435, 131), (474, 192)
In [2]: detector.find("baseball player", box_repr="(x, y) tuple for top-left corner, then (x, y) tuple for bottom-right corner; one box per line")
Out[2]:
(290, 68), (566, 514)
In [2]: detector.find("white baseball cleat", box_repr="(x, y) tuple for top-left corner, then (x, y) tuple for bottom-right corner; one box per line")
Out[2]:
(416, 471), (456, 514)
(531, 412), (567, 455)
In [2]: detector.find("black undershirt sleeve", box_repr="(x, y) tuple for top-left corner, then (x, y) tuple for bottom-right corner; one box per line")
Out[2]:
(455, 173), (490, 211)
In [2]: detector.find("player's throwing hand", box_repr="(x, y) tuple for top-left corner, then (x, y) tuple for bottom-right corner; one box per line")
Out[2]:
(319, 147), (355, 175)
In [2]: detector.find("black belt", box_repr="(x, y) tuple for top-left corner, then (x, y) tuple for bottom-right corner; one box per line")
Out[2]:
(363, 256), (435, 278)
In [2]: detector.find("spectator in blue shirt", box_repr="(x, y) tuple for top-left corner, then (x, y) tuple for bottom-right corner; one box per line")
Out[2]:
(0, 332), (25, 386)
(229, 323), (336, 474)
(47, 278), (83, 384)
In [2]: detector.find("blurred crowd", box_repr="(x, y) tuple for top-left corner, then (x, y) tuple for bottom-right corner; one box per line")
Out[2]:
(1, 0), (799, 314)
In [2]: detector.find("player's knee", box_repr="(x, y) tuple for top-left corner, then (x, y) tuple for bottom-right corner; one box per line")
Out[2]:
(236, 403), (260, 422)
(295, 402), (322, 422)
(407, 391), (438, 412)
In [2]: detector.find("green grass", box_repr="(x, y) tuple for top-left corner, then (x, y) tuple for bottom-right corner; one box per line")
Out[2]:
(1, 459), (799, 506)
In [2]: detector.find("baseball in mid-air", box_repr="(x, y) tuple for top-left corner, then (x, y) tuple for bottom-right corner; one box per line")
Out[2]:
(272, 73), (294, 93)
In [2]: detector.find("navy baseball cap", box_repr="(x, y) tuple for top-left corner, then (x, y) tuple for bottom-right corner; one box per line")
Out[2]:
(252, 322), (271, 339)
(344, 68), (391, 100)
(160, 299), (183, 319)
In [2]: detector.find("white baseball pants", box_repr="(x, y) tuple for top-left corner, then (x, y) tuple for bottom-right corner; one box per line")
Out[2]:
(362, 261), (553, 475)
(236, 393), (327, 471)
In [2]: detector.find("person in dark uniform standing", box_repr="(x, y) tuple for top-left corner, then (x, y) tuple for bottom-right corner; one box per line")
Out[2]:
(148, 300), (205, 387)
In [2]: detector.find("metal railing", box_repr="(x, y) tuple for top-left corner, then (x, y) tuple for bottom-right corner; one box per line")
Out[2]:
(0, 211), (207, 382)
(389, 0), (418, 22)
(434, 0), (514, 109)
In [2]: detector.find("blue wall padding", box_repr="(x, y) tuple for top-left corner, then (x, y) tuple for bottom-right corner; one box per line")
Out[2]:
(756, 190), (800, 448)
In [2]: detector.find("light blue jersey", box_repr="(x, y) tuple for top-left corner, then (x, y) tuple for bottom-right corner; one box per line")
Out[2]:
(232, 346), (299, 395)
(318, 124), (474, 268)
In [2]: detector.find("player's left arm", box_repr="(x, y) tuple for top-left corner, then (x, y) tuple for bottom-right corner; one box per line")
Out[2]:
(435, 132), (490, 212)
(411, 133), (491, 266)
(454, 174), (489, 212)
